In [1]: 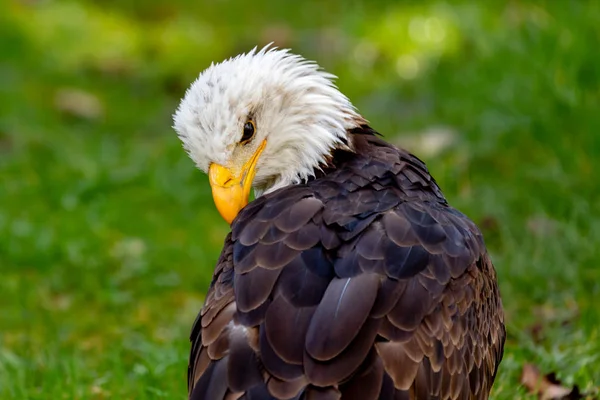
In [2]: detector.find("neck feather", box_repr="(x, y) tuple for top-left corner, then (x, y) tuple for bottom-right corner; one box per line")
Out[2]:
(255, 124), (375, 196)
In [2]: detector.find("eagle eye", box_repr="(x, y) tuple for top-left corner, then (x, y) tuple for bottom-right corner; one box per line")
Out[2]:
(241, 120), (255, 144)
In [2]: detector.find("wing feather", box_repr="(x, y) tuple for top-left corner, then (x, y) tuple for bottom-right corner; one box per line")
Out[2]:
(305, 274), (379, 361)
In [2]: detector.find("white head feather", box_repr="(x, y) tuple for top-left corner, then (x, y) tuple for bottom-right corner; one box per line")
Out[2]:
(173, 45), (365, 196)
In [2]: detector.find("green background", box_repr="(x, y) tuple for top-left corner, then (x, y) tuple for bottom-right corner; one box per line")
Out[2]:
(1, 0), (598, 398)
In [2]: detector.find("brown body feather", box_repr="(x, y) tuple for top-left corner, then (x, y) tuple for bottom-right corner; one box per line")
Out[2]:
(188, 128), (505, 400)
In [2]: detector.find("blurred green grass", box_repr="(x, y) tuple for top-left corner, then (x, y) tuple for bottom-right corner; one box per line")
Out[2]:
(1, 0), (599, 398)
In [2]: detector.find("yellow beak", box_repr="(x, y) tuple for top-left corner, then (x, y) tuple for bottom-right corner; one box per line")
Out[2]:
(208, 140), (267, 224)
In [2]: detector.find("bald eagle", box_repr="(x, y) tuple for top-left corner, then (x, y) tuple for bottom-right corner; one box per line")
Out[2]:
(173, 46), (505, 400)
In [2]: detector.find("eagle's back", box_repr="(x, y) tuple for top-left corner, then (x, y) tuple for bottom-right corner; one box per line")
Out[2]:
(189, 130), (505, 400)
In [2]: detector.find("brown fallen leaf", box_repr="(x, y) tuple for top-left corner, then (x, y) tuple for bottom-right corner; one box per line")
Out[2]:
(528, 322), (545, 343)
(0, 133), (12, 153)
(527, 215), (558, 237)
(521, 363), (582, 399)
(394, 126), (458, 158)
(527, 300), (580, 344)
(260, 24), (293, 48)
(54, 88), (104, 120)
(533, 300), (579, 325)
(479, 215), (500, 236)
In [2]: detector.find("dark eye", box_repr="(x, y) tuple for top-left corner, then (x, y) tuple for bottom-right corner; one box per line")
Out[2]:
(241, 120), (255, 144)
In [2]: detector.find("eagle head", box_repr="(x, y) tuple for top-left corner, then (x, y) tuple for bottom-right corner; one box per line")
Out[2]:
(173, 45), (364, 224)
